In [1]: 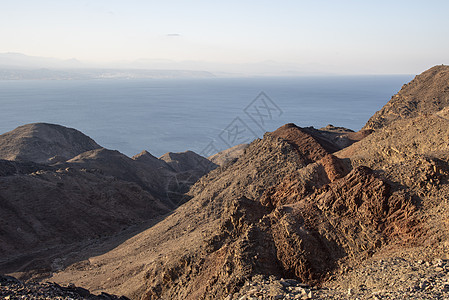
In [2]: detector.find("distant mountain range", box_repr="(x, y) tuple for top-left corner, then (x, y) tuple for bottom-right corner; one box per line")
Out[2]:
(0, 52), (84, 69)
(0, 52), (343, 79)
(0, 68), (216, 80)
(0, 53), (215, 79)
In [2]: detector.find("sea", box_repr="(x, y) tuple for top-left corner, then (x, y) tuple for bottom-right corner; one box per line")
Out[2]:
(0, 75), (413, 158)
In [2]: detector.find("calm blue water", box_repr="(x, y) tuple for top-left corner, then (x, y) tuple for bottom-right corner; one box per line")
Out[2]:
(0, 76), (413, 157)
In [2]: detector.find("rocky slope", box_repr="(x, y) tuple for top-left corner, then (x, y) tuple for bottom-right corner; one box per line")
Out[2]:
(234, 256), (449, 300)
(364, 65), (449, 130)
(3, 65), (449, 300)
(45, 122), (414, 299)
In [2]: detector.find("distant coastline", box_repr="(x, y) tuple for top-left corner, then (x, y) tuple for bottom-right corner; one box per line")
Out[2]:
(0, 68), (216, 80)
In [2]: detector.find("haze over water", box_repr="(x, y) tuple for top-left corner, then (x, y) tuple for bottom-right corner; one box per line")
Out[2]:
(0, 75), (412, 157)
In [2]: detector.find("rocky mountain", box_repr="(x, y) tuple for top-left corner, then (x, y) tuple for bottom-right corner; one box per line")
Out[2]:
(0, 124), (214, 278)
(364, 65), (449, 130)
(2, 65), (449, 300)
(0, 123), (101, 163)
(45, 122), (406, 299)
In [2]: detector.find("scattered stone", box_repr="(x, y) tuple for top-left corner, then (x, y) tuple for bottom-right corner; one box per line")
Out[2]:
(311, 256), (449, 299)
(419, 280), (430, 290)
(230, 256), (449, 298)
(0, 274), (128, 300)
(232, 275), (314, 300)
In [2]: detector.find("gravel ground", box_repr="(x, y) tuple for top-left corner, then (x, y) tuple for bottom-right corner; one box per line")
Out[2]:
(4, 257), (449, 299)
(230, 257), (449, 300)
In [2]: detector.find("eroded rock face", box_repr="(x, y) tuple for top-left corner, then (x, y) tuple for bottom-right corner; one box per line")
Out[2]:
(260, 154), (350, 208)
(270, 166), (416, 285)
(364, 65), (449, 130)
(140, 165), (415, 299)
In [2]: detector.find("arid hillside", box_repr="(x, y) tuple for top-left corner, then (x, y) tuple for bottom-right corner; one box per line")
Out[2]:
(0, 124), (213, 278)
(2, 65), (449, 300)
(41, 118), (415, 299)
(364, 65), (449, 130)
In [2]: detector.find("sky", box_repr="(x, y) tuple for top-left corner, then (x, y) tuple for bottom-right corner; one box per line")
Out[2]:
(1, 0), (449, 75)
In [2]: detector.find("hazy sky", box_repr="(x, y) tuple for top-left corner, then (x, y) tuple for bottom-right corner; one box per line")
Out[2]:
(1, 0), (448, 74)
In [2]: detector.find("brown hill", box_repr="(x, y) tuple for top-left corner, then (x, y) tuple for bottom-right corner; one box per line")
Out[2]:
(47, 124), (403, 299)
(5, 66), (449, 300)
(364, 65), (449, 130)
(64, 148), (215, 207)
(0, 125), (216, 278)
(270, 123), (371, 162)
(0, 123), (101, 163)
(46, 130), (314, 298)
(318, 124), (373, 149)
(157, 150), (217, 205)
